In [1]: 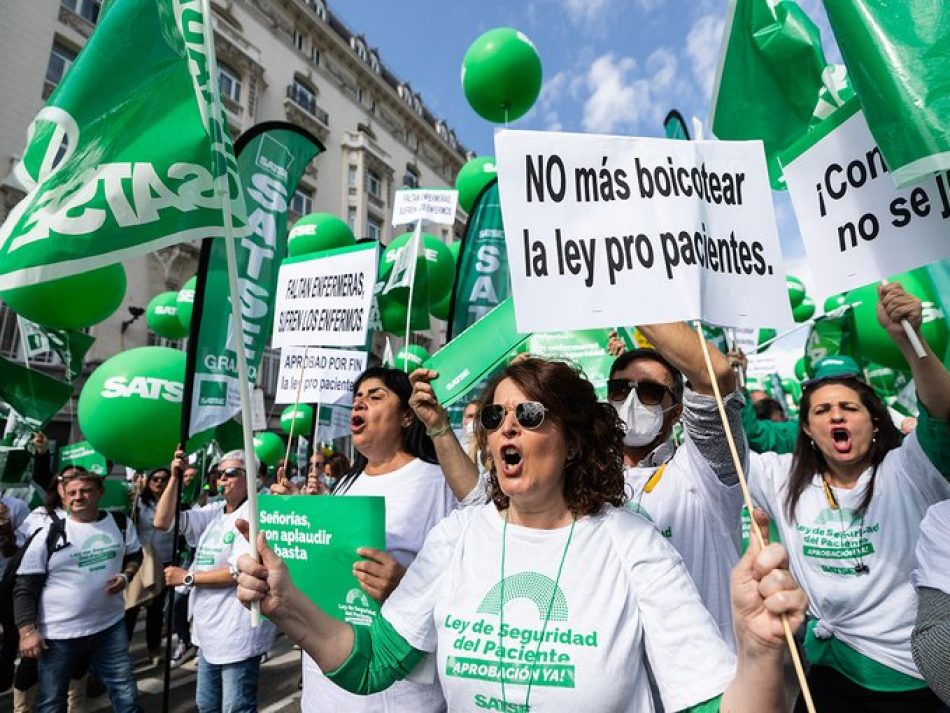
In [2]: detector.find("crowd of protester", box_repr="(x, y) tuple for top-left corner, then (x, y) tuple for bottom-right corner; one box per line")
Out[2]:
(0, 282), (948, 712)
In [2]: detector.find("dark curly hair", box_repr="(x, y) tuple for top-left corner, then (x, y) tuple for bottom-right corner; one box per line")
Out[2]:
(475, 358), (626, 516)
(785, 376), (902, 521)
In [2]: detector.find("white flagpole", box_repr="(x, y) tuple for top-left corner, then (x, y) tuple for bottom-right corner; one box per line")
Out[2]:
(402, 219), (423, 371)
(201, 0), (260, 626)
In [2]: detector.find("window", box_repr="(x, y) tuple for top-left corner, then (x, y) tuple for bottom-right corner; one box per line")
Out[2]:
(293, 30), (304, 51)
(402, 164), (419, 189)
(366, 170), (382, 198)
(347, 206), (357, 231)
(291, 186), (313, 216)
(310, 45), (320, 65)
(289, 78), (317, 116)
(45, 41), (77, 91)
(61, 0), (100, 24)
(218, 64), (242, 103)
(366, 216), (382, 242)
(347, 165), (358, 188)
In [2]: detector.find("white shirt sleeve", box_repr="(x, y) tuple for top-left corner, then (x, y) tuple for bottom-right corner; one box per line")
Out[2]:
(893, 431), (950, 503)
(16, 523), (51, 576)
(913, 501), (950, 595)
(180, 502), (225, 547)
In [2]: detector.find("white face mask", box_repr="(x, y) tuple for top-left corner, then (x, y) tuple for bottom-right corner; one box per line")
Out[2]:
(463, 421), (476, 438)
(611, 388), (666, 447)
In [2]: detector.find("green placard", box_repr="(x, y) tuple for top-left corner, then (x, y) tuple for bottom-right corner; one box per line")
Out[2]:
(0, 448), (32, 485)
(59, 440), (108, 475)
(98, 479), (132, 514)
(258, 494), (385, 626)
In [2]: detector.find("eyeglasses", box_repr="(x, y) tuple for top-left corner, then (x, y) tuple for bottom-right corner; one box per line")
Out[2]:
(149, 477), (169, 484)
(217, 467), (245, 480)
(479, 402), (548, 431)
(606, 379), (672, 406)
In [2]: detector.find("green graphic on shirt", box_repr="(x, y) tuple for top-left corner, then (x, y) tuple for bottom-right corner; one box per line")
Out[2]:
(477, 573), (568, 621)
(73, 533), (119, 570)
(447, 656), (575, 687)
(223, 531), (235, 544)
(797, 508), (878, 564)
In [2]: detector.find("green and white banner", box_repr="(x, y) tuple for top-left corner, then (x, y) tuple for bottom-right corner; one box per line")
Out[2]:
(17, 317), (95, 383)
(515, 329), (623, 400)
(258, 494), (385, 626)
(59, 440), (108, 475)
(448, 181), (509, 338)
(0, 0), (248, 289)
(0, 355), (72, 431)
(185, 123), (323, 437)
(823, 0), (950, 187)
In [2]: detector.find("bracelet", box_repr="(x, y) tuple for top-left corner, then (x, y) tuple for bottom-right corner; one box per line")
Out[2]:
(120, 572), (132, 583)
(21, 628), (38, 638)
(425, 423), (452, 438)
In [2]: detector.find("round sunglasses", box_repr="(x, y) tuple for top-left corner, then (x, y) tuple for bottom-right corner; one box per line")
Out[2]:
(606, 379), (672, 406)
(479, 401), (548, 431)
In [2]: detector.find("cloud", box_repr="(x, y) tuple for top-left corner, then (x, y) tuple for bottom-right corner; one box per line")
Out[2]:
(685, 13), (725, 101)
(562, 0), (612, 24)
(535, 70), (580, 131)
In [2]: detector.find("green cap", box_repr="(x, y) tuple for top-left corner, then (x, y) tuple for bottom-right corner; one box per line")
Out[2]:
(809, 355), (862, 383)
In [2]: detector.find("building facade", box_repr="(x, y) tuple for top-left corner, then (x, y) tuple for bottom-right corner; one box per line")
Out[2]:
(0, 0), (472, 444)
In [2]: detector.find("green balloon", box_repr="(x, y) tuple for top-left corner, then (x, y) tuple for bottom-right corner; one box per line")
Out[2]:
(78, 347), (185, 470)
(786, 275), (806, 309)
(455, 157), (497, 213)
(792, 296), (816, 323)
(461, 27), (542, 123)
(430, 290), (453, 321)
(781, 377), (802, 404)
(99, 480), (132, 515)
(794, 357), (807, 381)
(865, 363), (898, 393)
(846, 269), (949, 369)
(756, 328), (777, 352)
(823, 292), (848, 313)
(254, 431), (285, 467)
(214, 419), (243, 453)
(146, 291), (189, 340)
(176, 276), (197, 332)
(448, 241), (461, 261)
(288, 213), (355, 257)
(0, 263), (126, 330)
(377, 292), (429, 333)
(394, 345), (430, 373)
(280, 404), (313, 436)
(380, 232), (455, 305)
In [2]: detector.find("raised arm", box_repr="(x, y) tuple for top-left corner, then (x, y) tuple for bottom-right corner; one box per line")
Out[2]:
(636, 322), (736, 396)
(153, 450), (185, 531)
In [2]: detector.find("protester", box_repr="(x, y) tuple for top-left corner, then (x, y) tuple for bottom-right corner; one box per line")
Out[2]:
(14, 467), (143, 712)
(153, 450), (274, 712)
(124, 467), (175, 666)
(1, 491), (29, 692)
(321, 453), (349, 492)
(727, 350), (799, 455)
(754, 398), (787, 422)
(236, 357), (808, 711)
(911, 500), (950, 707)
(459, 400), (479, 460)
(291, 366), (460, 712)
(745, 283), (950, 710)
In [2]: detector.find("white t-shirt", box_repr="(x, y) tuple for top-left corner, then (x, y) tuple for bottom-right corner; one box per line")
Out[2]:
(302, 458), (457, 713)
(17, 512), (141, 639)
(913, 500), (950, 595)
(182, 500), (276, 665)
(623, 434), (742, 650)
(748, 432), (950, 678)
(383, 504), (735, 713)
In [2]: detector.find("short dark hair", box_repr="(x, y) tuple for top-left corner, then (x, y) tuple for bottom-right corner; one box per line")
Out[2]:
(609, 348), (684, 402)
(475, 358), (625, 516)
(753, 398), (785, 421)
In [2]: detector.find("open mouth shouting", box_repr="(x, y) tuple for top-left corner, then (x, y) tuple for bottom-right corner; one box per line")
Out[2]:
(499, 444), (523, 476)
(351, 413), (367, 435)
(830, 427), (852, 454)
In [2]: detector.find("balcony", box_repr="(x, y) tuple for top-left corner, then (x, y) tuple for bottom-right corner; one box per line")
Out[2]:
(284, 85), (330, 142)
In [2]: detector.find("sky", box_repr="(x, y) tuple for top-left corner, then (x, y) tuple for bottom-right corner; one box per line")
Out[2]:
(335, 0), (847, 376)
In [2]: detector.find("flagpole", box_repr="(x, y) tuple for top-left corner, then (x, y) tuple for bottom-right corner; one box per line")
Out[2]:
(403, 218), (423, 372)
(201, 0), (260, 627)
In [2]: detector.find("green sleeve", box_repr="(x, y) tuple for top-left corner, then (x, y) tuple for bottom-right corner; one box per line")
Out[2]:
(741, 389), (799, 454)
(679, 694), (723, 712)
(915, 398), (950, 481)
(325, 615), (426, 695)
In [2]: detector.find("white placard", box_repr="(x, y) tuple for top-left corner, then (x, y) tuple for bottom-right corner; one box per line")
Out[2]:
(250, 388), (267, 431)
(274, 347), (367, 405)
(392, 189), (458, 226)
(783, 106), (950, 302)
(494, 130), (793, 333)
(271, 243), (377, 348)
(745, 353), (778, 381)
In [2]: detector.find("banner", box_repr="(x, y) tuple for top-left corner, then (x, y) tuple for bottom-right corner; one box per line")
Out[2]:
(782, 100), (950, 301)
(823, 0), (950, 187)
(274, 347), (367, 405)
(0, 355), (72, 430)
(17, 317), (94, 383)
(424, 299), (528, 405)
(186, 123), (323, 437)
(494, 129), (793, 333)
(709, 0), (852, 189)
(448, 181), (509, 338)
(315, 404), (353, 443)
(59, 440), (108, 475)
(258, 494), (385, 626)
(391, 189), (458, 227)
(0, 0), (248, 290)
(516, 329), (625, 400)
(271, 242), (377, 350)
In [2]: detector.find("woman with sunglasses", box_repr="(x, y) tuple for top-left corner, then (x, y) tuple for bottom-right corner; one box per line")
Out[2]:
(235, 357), (807, 712)
(745, 283), (950, 711)
(297, 366), (464, 713)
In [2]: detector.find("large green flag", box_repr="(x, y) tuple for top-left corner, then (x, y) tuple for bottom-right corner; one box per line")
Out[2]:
(710, 0), (853, 189)
(0, 355), (72, 430)
(185, 123), (323, 437)
(17, 317), (95, 383)
(448, 181), (509, 338)
(0, 0), (247, 289)
(823, 0), (950, 187)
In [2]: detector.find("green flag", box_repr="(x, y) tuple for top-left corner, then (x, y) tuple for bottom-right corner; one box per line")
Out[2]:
(0, 0), (247, 289)
(823, 0), (950, 187)
(710, 0), (853, 189)
(448, 181), (509, 338)
(59, 440), (109, 475)
(804, 307), (862, 377)
(185, 123), (323, 437)
(663, 110), (691, 141)
(17, 317), (95, 383)
(0, 355), (72, 430)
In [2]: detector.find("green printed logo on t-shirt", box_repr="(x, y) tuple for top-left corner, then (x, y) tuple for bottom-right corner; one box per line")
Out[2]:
(798, 508), (878, 566)
(223, 531), (235, 544)
(73, 533), (120, 571)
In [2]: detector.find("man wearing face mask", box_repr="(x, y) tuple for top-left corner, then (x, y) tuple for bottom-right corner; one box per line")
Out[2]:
(610, 323), (746, 650)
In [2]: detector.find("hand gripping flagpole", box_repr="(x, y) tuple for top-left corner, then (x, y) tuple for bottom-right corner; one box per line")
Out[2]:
(692, 321), (816, 713)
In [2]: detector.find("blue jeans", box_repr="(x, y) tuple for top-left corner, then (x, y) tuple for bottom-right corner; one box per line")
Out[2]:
(36, 619), (141, 713)
(195, 652), (261, 713)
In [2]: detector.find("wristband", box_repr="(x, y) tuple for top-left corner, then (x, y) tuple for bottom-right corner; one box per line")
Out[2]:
(21, 628), (38, 638)
(119, 572), (132, 584)
(426, 423), (452, 438)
